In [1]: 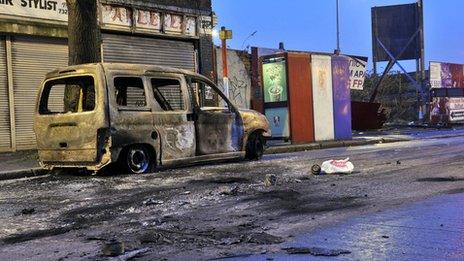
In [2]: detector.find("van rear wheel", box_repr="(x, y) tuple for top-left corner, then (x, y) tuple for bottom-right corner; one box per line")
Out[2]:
(122, 145), (154, 174)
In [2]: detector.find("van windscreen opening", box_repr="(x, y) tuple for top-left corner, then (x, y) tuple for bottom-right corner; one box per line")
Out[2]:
(39, 76), (95, 115)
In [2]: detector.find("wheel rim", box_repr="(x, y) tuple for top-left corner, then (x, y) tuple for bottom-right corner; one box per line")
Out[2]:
(127, 148), (149, 174)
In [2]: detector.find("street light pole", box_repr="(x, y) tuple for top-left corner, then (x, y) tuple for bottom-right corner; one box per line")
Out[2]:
(336, 0), (340, 53)
(220, 26), (233, 98)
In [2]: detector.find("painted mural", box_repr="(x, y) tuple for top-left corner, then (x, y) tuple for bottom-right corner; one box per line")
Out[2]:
(215, 48), (252, 109)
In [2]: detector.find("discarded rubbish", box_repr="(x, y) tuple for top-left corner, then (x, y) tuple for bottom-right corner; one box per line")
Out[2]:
(20, 208), (35, 215)
(320, 158), (354, 174)
(283, 246), (351, 256)
(102, 239), (125, 257)
(311, 164), (322, 175)
(264, 174), (277, 187)
(115, 248), (150, 261)
(142, 198), (165, 206)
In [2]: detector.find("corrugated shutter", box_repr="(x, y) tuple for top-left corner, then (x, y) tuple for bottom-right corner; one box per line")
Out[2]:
(102, 34), (196, 71)
(0, 36), (11, 150)
(12, 36), (68, 149)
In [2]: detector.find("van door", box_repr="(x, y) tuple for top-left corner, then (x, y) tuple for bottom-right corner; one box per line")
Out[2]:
(188, 77), (244, 155)
(34, 74), (108, 164)
(148, 74), (196, 163)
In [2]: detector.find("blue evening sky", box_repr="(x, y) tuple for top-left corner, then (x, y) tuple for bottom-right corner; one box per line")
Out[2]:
(212, 0), (464, 72)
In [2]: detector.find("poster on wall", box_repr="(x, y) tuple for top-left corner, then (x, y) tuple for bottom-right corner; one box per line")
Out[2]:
(332, 56), (352, 140)
(311, 54), (334, 141)
(0, 0), (68, 22)
(430, 61), (464, 88)
(102, 4), (132, 27)
(262, 59), (288, 103)
(348, 56), (368, 90)
(265, 107), (290, 138)
(135, 10), (161, 31)
(185, 16), (197, 36)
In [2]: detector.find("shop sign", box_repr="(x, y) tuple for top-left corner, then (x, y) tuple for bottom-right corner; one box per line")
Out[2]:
(0, 0), (68, 22)
(349, 57), (367, 90)
(135, 9), (161, 31)
(101, 4), (132, 27)
(164, 13), (183, 34)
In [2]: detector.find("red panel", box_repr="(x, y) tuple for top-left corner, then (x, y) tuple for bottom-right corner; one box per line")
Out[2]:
(287, 53), (315, 143)
(251, 48), (264, 113)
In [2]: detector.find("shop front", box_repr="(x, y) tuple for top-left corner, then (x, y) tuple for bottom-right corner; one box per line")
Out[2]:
(0, 0), (214, 151)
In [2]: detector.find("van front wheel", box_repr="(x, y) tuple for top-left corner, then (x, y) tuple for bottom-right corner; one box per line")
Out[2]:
(122, 145), (154, 174)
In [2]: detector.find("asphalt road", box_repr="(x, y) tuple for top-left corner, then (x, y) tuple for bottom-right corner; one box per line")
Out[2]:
(1, 136), (464, 260)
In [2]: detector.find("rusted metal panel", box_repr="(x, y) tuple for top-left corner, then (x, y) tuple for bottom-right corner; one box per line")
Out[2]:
(287, 52), (314, 144)
(332, 55), (352, 140)
(311, 54), (334, 141)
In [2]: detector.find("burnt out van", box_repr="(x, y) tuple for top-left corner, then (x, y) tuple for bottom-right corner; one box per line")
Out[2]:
(34, 63), (271, 174)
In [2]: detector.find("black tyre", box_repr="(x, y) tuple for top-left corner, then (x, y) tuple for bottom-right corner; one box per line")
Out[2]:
(246, 132), (265, 160)
(122, 145), (154, 174)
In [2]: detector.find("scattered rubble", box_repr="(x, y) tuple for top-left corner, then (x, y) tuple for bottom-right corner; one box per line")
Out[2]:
(20, 208), (35, 215)
(283, 246), (351, 256)
(142, 198), (165, 206)
(102, 239), (125, 257)
(264, 174), (277, 187)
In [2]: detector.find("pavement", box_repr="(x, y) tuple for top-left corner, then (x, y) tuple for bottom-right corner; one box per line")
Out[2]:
(1, 125), (464, 181)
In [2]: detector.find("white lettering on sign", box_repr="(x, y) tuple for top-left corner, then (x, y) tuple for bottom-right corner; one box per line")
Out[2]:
(0, 0), (67, 22)
(349, 57), (367, 90)
(199, 15), (213, 35)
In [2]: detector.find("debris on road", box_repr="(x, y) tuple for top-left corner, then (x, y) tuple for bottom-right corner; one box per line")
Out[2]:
(142, 198), (165, 206)
(102, 239), (125, 257)
(311, 164), (322, 175)
(20, 208), (35, 215)
(320, 158), (354, 174)
(264, 174), (277, 187)
(219, 185), (240, 196)
(283, 246), (351, 256)
(111, 247), (150, 261)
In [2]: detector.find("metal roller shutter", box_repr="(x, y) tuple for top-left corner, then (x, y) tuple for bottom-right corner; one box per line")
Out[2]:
(102, 34), (196, 71)
(12, 36), (68, 149)
(0, 36), (11, 150)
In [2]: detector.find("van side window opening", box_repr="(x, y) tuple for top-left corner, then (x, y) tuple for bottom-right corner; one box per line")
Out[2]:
(189, 79), (228, 109)
(114, 77), (147, 108)
(151, 78), (184, 111)
(39, 76), (95, 115)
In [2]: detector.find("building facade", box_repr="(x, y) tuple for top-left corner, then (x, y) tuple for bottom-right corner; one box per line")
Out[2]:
(0, 0), (214, 151)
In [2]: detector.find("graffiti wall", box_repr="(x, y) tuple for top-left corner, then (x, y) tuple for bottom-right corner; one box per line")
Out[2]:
(215, 48), (252, 109)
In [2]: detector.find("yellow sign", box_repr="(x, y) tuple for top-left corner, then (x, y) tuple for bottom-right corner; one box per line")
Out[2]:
(220, 29), (233, 40)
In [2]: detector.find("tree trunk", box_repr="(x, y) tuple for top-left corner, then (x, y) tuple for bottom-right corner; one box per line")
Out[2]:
(66, 0), (101, 65)
(65, 0), (100, 111)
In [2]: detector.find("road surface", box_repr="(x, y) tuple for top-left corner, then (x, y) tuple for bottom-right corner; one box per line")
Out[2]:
(1, 136), (464, 260)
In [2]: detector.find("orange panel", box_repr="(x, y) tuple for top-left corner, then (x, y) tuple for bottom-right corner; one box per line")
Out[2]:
(287, 53), (315, 143)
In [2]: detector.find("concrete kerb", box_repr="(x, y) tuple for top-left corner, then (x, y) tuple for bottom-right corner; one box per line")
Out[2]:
(265, 137), (409, 155)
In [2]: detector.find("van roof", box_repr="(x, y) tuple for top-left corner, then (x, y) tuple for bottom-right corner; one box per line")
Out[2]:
(45, 62), (210, 81)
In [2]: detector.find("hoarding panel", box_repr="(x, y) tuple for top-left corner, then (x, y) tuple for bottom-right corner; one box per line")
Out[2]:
(262, 59), (288, 103)
(287, 53), (314, 143)
(311, 54), (334, 141)
(372, 3), (420, 62)
(265, 107), (290, 138)
(332, 56), (352, 140)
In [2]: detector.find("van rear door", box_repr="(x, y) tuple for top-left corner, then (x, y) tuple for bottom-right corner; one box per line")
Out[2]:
(34, 73), (108, 166)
